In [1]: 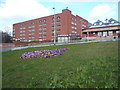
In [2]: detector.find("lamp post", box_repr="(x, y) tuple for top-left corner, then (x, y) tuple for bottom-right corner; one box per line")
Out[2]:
(53, 7), (56, 45)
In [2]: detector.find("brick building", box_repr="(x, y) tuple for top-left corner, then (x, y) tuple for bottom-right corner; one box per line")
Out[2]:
(13, 9), (88, 42)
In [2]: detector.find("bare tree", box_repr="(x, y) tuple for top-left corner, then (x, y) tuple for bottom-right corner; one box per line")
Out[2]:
(4, 26), (12, 36)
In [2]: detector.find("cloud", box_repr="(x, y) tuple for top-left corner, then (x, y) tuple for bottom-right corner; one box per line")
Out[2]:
(0, 0), (52, 33)
(88, 4), (118, 23)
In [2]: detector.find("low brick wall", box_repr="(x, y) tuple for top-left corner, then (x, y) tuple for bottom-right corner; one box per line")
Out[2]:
(14, 41), (40, 46)
(0, 43), (15, 48)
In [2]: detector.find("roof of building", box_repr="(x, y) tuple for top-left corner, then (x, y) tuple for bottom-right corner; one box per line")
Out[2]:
(89, 18), (120, 28)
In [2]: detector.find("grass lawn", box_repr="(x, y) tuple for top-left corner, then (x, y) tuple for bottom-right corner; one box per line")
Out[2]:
(2, 41), (119, 88)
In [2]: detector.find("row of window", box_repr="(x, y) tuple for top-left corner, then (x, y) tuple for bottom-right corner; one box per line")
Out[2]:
(80, 19), (87, 24)
(20, 27), (26, 29)
(20, 37), (25, 39)
(29, 33), (34, 35)
(71, 22), (77, 25)
(52, 34), (60, 37)
(52, 16), (60, 20)
(82, 24), (87, 27)
(19, 24), (61, 30)
(39, 27), (47, 30)
(20, 34), (25, 36)
(72, 17), (87, 25)
(39, 23), (46, 26)
(52, 29), (61, 33)
(29, 36), (35, 39)
(39, 35), (46, 38)
(52, 25), (61, 28)
(52, 20), (60, 24)
(29, 25), (35, 28)
(72, 26), (77, 29)
(71, 31), (77, 33)
(20, 31), (25, 33)
(39, 31), (46, 34)
(28, 29), (35, 31)
(72, 17), (76, 21)
(18, 16), (61, 27)
(20, 28), (61, 33)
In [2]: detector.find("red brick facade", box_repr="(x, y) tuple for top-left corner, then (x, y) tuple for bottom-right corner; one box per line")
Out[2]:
(13, 9), (88, 42)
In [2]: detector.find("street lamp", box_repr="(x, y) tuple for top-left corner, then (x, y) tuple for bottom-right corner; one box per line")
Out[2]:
(53, 7), (56, 45)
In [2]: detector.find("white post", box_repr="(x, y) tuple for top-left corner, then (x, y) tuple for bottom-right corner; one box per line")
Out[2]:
(53, 7), (56, 45)
(87, 32), (89, 41)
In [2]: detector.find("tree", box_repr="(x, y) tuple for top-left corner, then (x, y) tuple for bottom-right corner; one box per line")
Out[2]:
(0, 26), (13, 43)
(1, 31), (12, 43)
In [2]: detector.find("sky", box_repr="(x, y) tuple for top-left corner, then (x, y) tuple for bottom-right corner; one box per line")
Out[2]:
(0, 0), (119, 35)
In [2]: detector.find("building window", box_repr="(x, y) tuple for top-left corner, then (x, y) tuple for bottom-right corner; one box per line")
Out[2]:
(29, 22), (35, 24)
(71, 22), (77, 25)
(43, 19), (46, 22)
(39, 28), (42, 30)
(111, 21), (115, 23)
(43, 31), (46, 34)
(98, 32), (102, 36)
(72, 31), (77, 33)
(39, 32), (43, 34)
(71, 26), (77, 29)
(24, 40), (27, 42)
(39, 24), (42, 26)
(20, 24), (25, 27)
(20, 30), (25, 33)
(43, 23), (46, 25)
(39, 35), (43, 38)
(43, 27), (46, 30)
(72, 17), (76, 21)
(72, 18), (74, 20)
(29, 29), (35, 31)
(93, 32), (96, 34)
(82, 24), (86, 28)
(20, 34), (25, 36)
(52, 20), (60, 24)
(56, 29), (61, 32)
(52, 30), (54, 33)
(20, 37), (25, 39)
(103, 32), (107, 36)
(29, 33), (34, 35)
(43, 35), (46, 38)
(56, 25), (60, 28)
(20, 27), (26, 29)
(57, 16), (60, 19)
(39, 39), (43, 41)
(56, 20), (60, 23)
(52, 34), (54, 37)
(108, 31), (113, 35)
(52, 17), (55, 20)
(29, 36), (34, 39)
(29, 25), (35, 28)
(116, 31), (120, 33)
(43, 39), (46, 40)
(52, 29), (60, 33)
(39, 20), (42, 22)
(22, 37), (25, 39)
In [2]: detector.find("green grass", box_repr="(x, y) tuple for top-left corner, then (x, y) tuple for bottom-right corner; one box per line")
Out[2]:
(2, 41), (119, 88)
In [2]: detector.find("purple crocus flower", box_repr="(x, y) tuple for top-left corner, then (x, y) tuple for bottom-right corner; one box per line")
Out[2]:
(20, 48), (69, 59)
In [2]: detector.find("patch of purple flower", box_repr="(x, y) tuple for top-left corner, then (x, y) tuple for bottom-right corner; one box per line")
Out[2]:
(20, 48), (69, 59)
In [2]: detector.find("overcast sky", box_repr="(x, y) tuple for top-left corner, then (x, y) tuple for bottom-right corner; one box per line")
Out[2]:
(0, 0), (119, 35)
